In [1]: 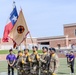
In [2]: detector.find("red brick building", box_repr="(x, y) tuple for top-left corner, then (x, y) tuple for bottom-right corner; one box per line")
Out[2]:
(37, 23), (76, 49)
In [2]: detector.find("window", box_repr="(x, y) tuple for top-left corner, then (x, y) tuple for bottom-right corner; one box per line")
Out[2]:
(74, 29), (76, 36)
(41, 42), (49, 45)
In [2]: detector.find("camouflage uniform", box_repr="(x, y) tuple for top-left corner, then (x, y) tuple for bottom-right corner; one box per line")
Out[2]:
(15, 56), (24, 75)
(22, 53), (31, 75)
(49, 53), (59, 75)
(30, 51), (40, 75)
(40, 52), (50, 75)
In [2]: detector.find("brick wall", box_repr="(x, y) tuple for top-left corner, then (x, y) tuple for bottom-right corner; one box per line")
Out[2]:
(50, 39), (66, 48)
(64, 25), (76, 38)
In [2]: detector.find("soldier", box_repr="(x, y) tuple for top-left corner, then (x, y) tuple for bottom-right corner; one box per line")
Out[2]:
(49, 48), (59, 75)
(14, 51), (22, 67)
(15, 51), (23, 75)
(40, 47), (50, 75)
(30, 46), (40, 75)
(22, 49), (32, 75)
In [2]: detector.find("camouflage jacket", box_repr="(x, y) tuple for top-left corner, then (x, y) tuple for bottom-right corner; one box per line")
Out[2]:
(49, 53), (59, 73)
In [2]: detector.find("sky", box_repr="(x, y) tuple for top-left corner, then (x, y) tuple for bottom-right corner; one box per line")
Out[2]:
(0, 0), (76, 38)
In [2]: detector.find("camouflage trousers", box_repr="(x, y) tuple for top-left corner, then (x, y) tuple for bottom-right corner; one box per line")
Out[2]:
(17, 70), (30, 75)
(17, 68), (30, 75)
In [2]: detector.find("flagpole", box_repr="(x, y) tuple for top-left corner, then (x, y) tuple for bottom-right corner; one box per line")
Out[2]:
(13, 1), (15, 8)
(29, 32), (34, 46)
(12, 1), (17, 54)
(20, 44), (22, 51)
(24, 38), (28, 49)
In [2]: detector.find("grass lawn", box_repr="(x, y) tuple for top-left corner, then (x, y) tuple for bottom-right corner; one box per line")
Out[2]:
(0, 50), (42, 54)
(0, 58), (76, 75)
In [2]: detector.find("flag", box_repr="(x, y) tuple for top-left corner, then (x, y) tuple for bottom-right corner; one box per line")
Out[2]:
(9, 10), (29, 46)
(2, 6), (18, 42)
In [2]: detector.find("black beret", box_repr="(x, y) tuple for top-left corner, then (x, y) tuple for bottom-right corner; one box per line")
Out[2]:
(42, 47), (48, 51)
(32, 46), (38, 50)
(24, 49), (29, 52)
(18, 51), (22, 53)
(49, 47), (56, 52)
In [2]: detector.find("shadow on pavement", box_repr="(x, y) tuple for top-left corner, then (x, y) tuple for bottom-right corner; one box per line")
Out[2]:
(57, 72), (69, 74)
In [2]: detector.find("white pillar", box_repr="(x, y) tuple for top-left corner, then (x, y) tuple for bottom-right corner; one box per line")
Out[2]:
(66, 35), (68, 48)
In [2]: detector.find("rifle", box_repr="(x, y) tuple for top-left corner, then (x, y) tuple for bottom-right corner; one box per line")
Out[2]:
(39, 60), (41, 75)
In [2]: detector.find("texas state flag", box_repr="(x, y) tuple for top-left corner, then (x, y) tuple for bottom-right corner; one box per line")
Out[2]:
(2, 6), (18, 42)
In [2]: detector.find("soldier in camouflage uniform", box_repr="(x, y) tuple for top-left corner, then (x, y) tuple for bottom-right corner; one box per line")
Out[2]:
(22, 49), (32, 75)
(49, 48), (59, 75)
(30, 46), (40, 75)
(40, 47), (50, 75)
(15, 51), (24, 75)
(14, 51), (22, 67)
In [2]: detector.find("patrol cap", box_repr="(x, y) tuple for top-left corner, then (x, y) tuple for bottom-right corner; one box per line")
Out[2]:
(49, 47), (56, 52)
(9, 49), (13, 52)
(24, 49), (29, 52)
(42, 47), (48, 51)
(32, 46), (38, 50)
